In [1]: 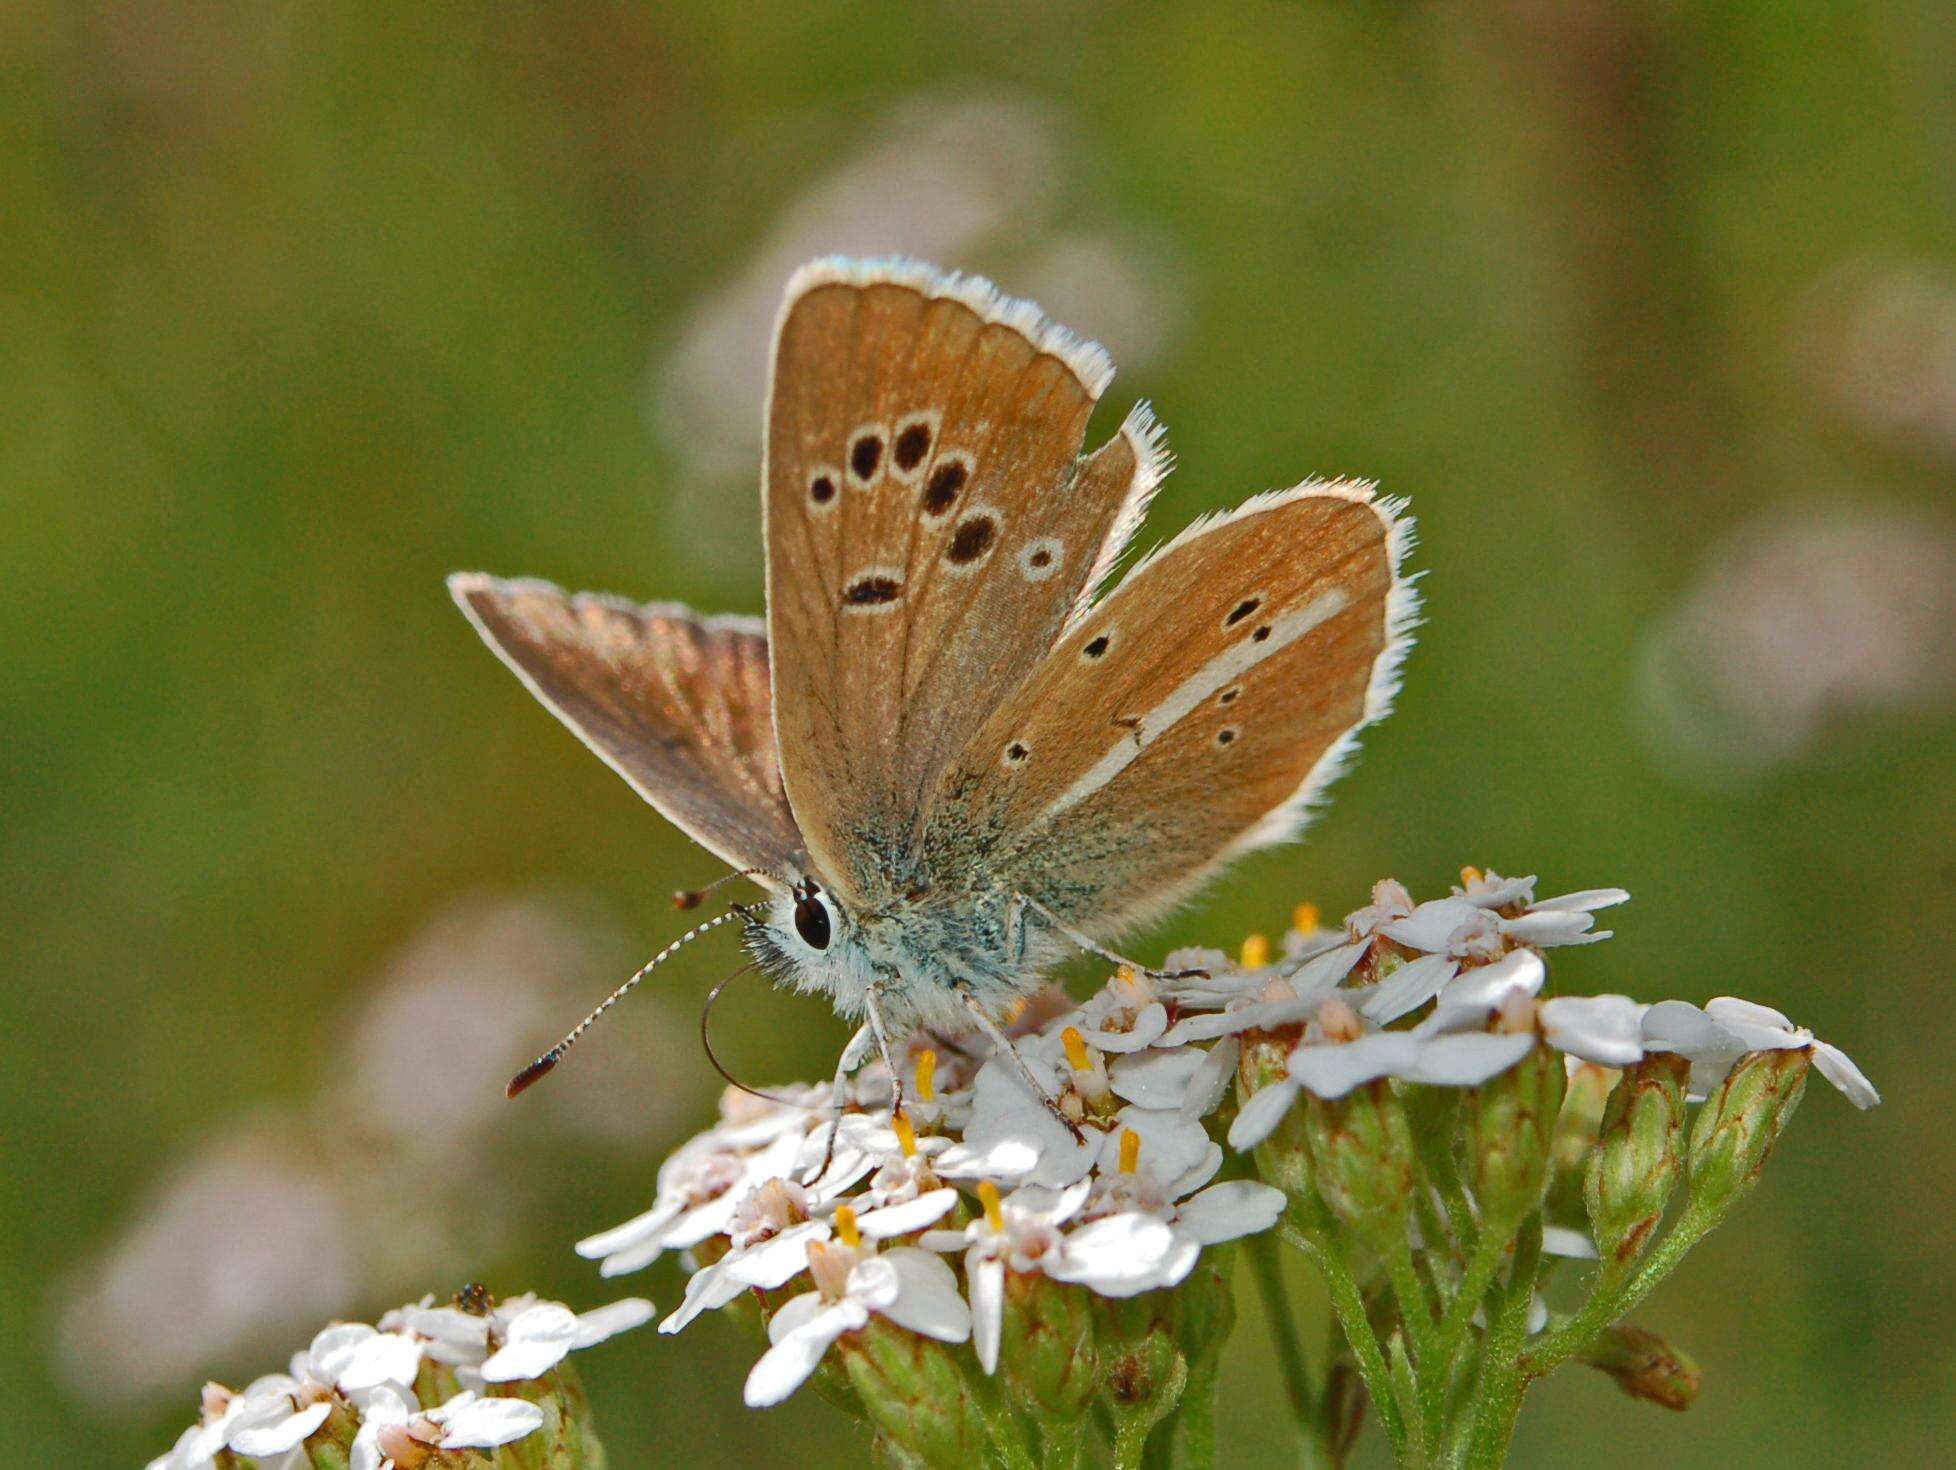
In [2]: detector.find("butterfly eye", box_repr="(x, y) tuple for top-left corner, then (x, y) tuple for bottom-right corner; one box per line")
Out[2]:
(793, 888), (832, 950)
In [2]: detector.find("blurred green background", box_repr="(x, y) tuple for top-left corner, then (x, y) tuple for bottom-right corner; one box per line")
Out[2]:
(6, 3), (1952, 1466)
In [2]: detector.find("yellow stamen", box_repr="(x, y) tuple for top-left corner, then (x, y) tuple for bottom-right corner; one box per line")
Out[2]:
(1240, 933), (1271, 969)
(1292, 901), (1320, 934)
(1060, 1025), (1092, 1073)
(914, 1048), (938, 1103)
(1118, 1127), (1141, 1174)
(979, 1180), (1004, 1232)
(1004, 996), (1028, 1023)
(833, 1204), (861, 1248)
(1116, 964), (1138, 987)
(1461, 865), (1484, 887)
(892, 1111), (918, 1157)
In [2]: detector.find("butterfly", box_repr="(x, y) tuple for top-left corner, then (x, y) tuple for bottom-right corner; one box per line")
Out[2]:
(451, 256), (1416, 1117)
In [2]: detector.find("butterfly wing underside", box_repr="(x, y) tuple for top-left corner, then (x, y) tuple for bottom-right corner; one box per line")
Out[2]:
(925, 484), (1416, 936)
(763, 257), (1164, 905)
(450, 573), (807, 884)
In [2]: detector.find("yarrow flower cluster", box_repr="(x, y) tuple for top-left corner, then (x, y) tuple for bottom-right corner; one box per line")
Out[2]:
(145, 1288), (650, 1470)
(566, 866), (1874, 1469)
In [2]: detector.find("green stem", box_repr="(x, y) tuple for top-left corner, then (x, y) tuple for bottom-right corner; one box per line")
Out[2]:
(1180, 1360), (1220, 1470)
(1248, 1231), (1319, 1433)
(1433, 1222), (1516, 1383)
(1283, 1221), (1407, 1459)
(1522, 1200), (1718, 1380)
(1462, 1219), (1543, 1470)
(1385, 1244), (1446, 1444)
(966, 1364), (1040, 1470)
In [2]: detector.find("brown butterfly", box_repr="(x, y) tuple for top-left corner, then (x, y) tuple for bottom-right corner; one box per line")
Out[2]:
(451, 257), (1415, 1112)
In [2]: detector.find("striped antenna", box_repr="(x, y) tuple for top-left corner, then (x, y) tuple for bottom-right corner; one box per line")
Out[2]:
(506, 908), (746, 1098)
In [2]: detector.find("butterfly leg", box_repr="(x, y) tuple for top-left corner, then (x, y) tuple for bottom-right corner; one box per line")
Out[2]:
(861, 986), (907, 1124)
(808, 1023), (873, 1187)
(1015, 893), (1211, 981)
(958, 989), (1087, 1144)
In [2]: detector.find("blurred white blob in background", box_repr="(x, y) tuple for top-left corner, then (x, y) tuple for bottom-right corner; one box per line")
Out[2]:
(56, 894), (697, 1405)
(1795, 256), (1956, 462)
(651, 90), (1183, 572)
(56, 1121), (357, 1404)
(1636, 502), (1956, 788)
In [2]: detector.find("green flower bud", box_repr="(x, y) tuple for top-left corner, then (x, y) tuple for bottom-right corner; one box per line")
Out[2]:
(1586, 1053), (1690, 1271)
(838, 1316), (989, 1467)
(997, 1273), (1098, 1421)
(1096, 1292), (1191, 1450)
(1304, 1079), (1417, 1256)
(1580, 1322), (1702, 1411)
(1467, 1039), (1566, 1235)
(1546, 1061), (1617, 1229)
(1687, 1048), (1810, 1211)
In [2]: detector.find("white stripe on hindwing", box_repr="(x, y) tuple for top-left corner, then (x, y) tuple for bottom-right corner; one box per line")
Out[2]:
(1040, 586), (1352, 822)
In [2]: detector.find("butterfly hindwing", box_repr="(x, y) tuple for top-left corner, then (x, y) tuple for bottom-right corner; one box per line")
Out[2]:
(450, 574), (807, 884)
(763, 258), (1161, 905)
(924, 483), (1415, 935)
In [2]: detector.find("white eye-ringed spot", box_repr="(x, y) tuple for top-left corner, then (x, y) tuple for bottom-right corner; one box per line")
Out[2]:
(921, 450), (973, 518)
(1218, 685), (1241, 706)
(1081, 629), (1114, 662)
(841, 566), (905, 613)
(1215, 726), (1240, 747)
(806, 463), (843, 514)
(847, 423), (890, 488)
(1018, 536), (1064, 583)
(889, 411), (940, 484)
(1002, 740), (1031, 769)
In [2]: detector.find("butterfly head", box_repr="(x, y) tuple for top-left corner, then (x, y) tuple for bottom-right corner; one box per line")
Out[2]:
(742, 876), (883, 1015)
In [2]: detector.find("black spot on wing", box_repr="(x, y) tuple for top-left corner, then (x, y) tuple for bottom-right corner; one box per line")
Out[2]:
(810, 473), (836, 504)
(894, 422), (932, 471)
(946, 516), (997, 565)
(1226, 596), (1262, 627)
(851, 434), (883, 481)
(843, 575), (902, 606)
(923, 460), (967, 516)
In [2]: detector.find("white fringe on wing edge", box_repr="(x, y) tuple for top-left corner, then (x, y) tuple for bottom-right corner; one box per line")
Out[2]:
(1071, 400), (1173, 624)
(778, 255), (1118, 400)
(1221, 482), (1423, 858)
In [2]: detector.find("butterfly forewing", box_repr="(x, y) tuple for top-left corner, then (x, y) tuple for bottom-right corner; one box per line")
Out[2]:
(450, 574), (807, 884)
(763, 258), (1160, 904)
(925, 484), (1413, 935)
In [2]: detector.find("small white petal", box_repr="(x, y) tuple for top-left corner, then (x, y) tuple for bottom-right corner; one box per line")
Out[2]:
(1532, 887), (1630, 913)
(968, 1253), (1005, 1374)
(1541, 1225), (1599, 1259)
(1641, 1000), (1742, 1059)
(1408, 1031), (1537, 1086)
(1228, 1079), (1299, 1149)
(1383, 898), (1486, 952)
(1078, 1001), (1169, 1053)
(480, 1303), (578, 1383)
(229, 1402), (331, 1457)
(1050, 1213), (1196, 1297)
(1703, 996), (1806, 1050)
(764, 1290), (828, 1345)
(878, 1248), (973, 1342)
(1285, 938), (1371, 991)
(336, 1331), (423, 1393)
(1183, 1037), (1239, 1119)
(744, 1303), (862, 1407)
(572, 1297), (655, 1348)
(1108, 1047), (1207, 1108)
(1174, 1181), (1286, 1244)
(575, 1199), (682, 1261)
(1291, 1032), (1422, 1098)
(1540, 995), (1649, 1067)
(858, 1188), (960, 1238)
(1812, 1041), (1880, 1108)
(1441, 949), (1546, 1010)
(305, 1322), (375, 1383)
(1500, 911), (1603, 946)
(1360, 954), (1459, 1025)
(436, 1395), (546, 1450)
